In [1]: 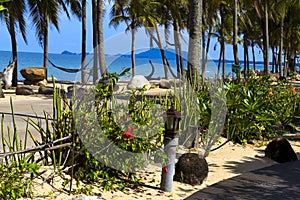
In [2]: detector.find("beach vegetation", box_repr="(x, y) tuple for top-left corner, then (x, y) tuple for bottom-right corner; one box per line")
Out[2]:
(0, 73), (300, 198)
(0, 99), (40, 199)
(224, 75), (300, 143)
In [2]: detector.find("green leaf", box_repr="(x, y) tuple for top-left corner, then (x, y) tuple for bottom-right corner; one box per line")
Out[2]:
(0, 5), (6, 11)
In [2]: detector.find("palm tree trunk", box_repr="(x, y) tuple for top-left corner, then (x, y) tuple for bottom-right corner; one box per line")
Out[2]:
(97, 0), (106, 76)
(263, 0), (269, 74)
(187, 0), (202, 84)
(81, 0), (87, 83)
(43, 18), (48, 79)
(251, 41), (256, 70)
(222, 44), (226, 80)
(233, 0), (239, 67)
(173, 20), (183, 77)
(279, 16), (283, 76)
(154, 24), (169, 79)
(204, 26), (212, 77)
(92, 0), (98, 83)
(131, 28), (136, 76)
(8, 10), (18, 87)
(284, 46), (289, 77)
(217, 44), (223, 78)
(243, 35), (247, 77)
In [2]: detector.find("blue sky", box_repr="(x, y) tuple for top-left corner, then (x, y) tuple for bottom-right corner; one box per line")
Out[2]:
(0, 2), (263, 61)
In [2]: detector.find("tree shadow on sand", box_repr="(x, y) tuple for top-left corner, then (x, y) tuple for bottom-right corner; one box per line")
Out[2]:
(186, 150), (300, 200)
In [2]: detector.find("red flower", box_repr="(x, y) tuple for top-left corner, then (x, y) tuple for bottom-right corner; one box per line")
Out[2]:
(291, 88), (296, 93)
(122, 126), (134, 139)
(268, 91), (273, 96)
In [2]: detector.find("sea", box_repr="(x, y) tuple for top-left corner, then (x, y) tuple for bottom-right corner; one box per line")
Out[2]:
(0, 50), (266, 82)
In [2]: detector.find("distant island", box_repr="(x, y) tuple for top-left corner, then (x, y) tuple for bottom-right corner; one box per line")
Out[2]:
(61, 50), (91, 56)
(61, 50), (77, 55)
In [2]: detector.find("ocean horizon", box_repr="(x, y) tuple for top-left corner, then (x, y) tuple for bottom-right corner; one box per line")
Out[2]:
(0, 50), (266, 82)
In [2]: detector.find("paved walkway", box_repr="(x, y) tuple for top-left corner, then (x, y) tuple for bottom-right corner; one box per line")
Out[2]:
(0, 92), (53, 149)
(185, 160), (300, 200)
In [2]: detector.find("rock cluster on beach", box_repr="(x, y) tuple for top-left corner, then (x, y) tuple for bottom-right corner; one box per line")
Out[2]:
(20, 67), (48, 86)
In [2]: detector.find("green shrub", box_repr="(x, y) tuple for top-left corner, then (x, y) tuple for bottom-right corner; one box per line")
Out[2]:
(0, 162), (40, 200)
(224, 75), (300, 143)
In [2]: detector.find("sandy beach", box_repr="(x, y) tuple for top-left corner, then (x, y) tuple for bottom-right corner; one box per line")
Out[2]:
(0, 85), (300, 200)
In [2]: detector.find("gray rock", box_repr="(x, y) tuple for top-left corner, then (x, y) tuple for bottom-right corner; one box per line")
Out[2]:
(265, 137), (298, 163)
(16, 85), (34, 95)
(38, 86), (54, 95)
(159, 79), (172, 89)
(174, 153), (208, 185)
(127, 75), (151, 90)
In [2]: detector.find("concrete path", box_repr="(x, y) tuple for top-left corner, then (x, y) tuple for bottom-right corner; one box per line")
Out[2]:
(0, 92), (53, 149)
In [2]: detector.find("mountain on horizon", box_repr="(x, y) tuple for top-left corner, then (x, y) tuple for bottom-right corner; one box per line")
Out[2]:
(120, 48), (188, 61)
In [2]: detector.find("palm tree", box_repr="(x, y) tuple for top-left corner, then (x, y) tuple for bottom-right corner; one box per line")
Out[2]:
(1, 0), (27, 87)
(110, 0), (138, 76)
(0, 0), (8, 97)
(28, 0), (60, 78)
(187, 0), (202, 84)
(97, 0), (106, 76)
(91, 0), (106, 82)
(233, 0), (239, 71)
(92, 0), (98, 82)
(28, 0), (81, 79)
(263, 0), (270, 74)
(81, 0), (87, 83)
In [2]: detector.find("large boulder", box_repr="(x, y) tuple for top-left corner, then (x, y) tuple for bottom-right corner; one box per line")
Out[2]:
(127, 75), (151, 90)
(174, 153), (208, 185)
(20, 67), (46, 81)
(16, 85), (34, 95)
(265, 137), (298, 163)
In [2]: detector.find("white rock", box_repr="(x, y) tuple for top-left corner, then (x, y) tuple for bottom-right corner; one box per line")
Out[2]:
(127, 75), (151, 90)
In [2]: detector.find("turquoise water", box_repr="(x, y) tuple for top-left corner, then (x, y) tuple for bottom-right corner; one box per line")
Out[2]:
(0, 50), (265, 82)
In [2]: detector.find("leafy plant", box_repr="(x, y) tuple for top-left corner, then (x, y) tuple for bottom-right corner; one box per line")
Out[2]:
(72, 69), (166, 191)
(0, 161), (40, 199)
(224, 75), (300, 143)
(0, 98), (40, 199)
(27, 84), (74, 170)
